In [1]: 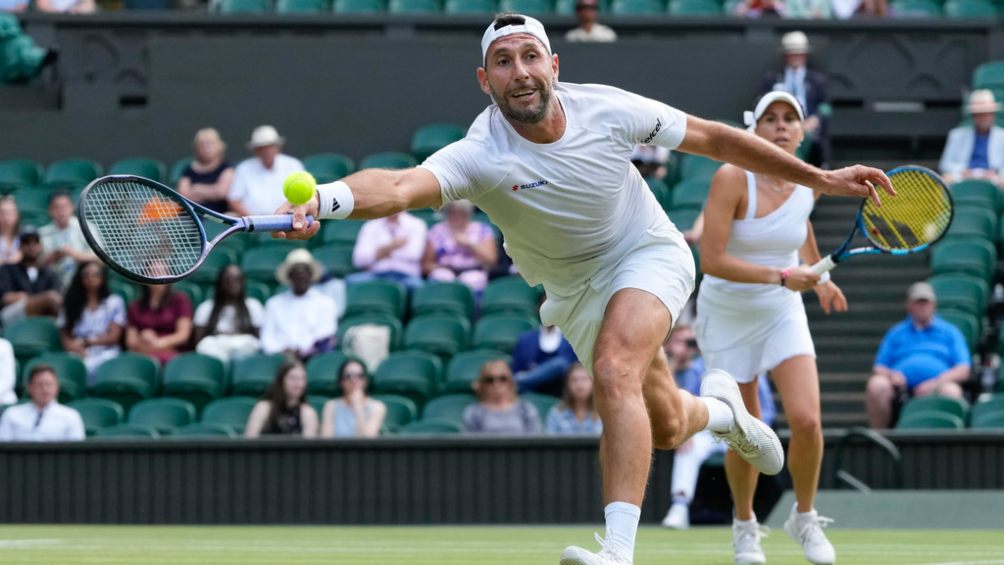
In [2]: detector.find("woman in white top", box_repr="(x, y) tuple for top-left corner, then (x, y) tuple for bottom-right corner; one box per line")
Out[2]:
(698, 91), (845, 565)
(193, 265), (264, 363)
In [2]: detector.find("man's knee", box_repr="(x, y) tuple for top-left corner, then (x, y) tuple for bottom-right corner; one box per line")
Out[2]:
(593, 353), (644, 404)
(936, 381), (964, 399)
(866, 374), (894, 400)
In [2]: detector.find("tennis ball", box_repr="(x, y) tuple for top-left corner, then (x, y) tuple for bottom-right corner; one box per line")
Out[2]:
(283, 171), (317, 205)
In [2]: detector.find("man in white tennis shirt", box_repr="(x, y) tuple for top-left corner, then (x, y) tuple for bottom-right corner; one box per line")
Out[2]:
(276, 14), (893, 564)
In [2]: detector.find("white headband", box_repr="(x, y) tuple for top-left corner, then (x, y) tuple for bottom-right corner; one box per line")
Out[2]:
(743, 91), (804, 132)
(481, 15), (552, 65)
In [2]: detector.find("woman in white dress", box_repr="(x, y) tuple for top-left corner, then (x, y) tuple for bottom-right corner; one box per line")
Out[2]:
(697, 91), (846, 565)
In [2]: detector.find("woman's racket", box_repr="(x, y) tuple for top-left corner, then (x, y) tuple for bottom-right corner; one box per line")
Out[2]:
(810, 165), (953, 275)
(78, 174), (313, 284)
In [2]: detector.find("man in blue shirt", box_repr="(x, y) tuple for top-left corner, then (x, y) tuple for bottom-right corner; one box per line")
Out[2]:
(865, 282), (970, 429)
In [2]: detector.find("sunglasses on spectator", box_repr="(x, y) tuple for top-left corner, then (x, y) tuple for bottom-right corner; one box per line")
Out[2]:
(341, 371), (366, 380)
(481, 374), (511, 384)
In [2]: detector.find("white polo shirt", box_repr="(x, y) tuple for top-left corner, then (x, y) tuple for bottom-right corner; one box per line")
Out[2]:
(0, 401), (85, 441)
(421, 81), (688, 297)
(228, 153), (305, 215)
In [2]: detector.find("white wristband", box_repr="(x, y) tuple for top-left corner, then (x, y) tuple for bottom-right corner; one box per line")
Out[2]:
(817, 271), (831, 285)
(316, 181), (355, 220)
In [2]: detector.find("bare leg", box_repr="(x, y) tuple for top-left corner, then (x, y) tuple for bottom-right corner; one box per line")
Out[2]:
(643, 346), (710, 451)
(865, 374), (896, 429)
(725, 378), (762, 521)
(771, 355), (823, 513)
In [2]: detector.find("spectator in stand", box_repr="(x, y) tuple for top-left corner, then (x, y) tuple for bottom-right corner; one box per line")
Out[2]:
(545, 362), (602, 435)
(565, 0), (617, 43)
(34, 0), (95, 13)
(511, 295), (578, 395)
(630, 144), (671, 183)
(0, 227), (62, 325)
(0, 365), (84, 441)
(0, 0), (28, 12)
(0, 196), (21, 265)
(832, 0), (886, 18)
(761, 31), (830, 167)
(321, 358), (386, 438)
(348, 211), (427, 290)
(422, 200), (497, 296)
(58, 261), (125, 378)
(939, 89), (1004, 187)
(785, 0), (831, 18)
(865, 282), (970, 429)
(260, 249), (336, 360)
(39, 190), (96, 287)
(660, 324), (776, 530)
(245, 357), (319, 437)
(177, 127), (235, 214)
(0, 337), (15, 405)
(734, 0), (784, 17)
(463, 359), (542, 434)
(193, 265), (263, 364)
(125, 261), (193, 365)
(227, 125), (304, 216)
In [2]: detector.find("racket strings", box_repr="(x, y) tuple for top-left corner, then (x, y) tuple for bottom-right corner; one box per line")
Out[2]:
(83, 181), (204, 279)
(861, 169), (952, 252)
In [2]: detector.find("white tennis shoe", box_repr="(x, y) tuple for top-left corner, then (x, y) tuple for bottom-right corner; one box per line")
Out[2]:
(700, 369), (784, 476)
(661, 502), (690, 530)
(560, 533), (632, 565)
(783, 503), (836, 565)
(732, 518), (768, 565)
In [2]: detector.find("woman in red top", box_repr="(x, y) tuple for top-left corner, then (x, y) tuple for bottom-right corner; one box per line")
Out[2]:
(126, 274), (193, 365)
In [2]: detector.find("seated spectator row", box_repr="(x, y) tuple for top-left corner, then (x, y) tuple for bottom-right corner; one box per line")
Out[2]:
(894, 393), (1004, 429)
(207, 0), (742, 15)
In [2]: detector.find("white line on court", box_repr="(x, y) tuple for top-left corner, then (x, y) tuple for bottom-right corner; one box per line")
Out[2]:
(921, 561), (1004, 565)
(0, 539), (63, 548)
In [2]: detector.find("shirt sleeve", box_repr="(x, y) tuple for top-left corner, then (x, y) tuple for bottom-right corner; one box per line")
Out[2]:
(228, 163), (249, 202)
(420, 139), (492, 205)
(461, 404), (480, 433)
(259, 298), (282, 353)
(193, 301), (212, 326)
(247, 299), (264, 328)
(522, 401), (542, 434)
(874, 326), (897, 368)
(173, 292), (193, 320)
(0, 411), (13, 440)
(615, 89), (688, 151)
(66, 410), (86, 440)
(109, 295), (126, 326)
(544, 406), (561, 434)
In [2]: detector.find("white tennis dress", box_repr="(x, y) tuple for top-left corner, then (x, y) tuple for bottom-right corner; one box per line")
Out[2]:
(696, 171), (816, 383)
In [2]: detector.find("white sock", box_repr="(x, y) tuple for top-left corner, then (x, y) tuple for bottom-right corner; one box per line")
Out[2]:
(604, 501), (640, 560)
(700, 397), (734, 433)
(734, 513), (758, 526)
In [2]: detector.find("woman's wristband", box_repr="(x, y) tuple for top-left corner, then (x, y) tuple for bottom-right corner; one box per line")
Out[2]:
(817, 271), (831, 285)
(780, 268), (791, 287)
(316, 181), (355, 220)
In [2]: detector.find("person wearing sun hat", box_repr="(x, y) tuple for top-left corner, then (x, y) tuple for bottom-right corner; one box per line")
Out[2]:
(939, 89), (1004, 186)
(259, 248), (336, 360)
(227, 124), (305, 217)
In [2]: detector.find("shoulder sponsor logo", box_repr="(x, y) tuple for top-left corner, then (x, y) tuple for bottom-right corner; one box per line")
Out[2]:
(511, 179), (549, 192)
(641, 118), (662, 144)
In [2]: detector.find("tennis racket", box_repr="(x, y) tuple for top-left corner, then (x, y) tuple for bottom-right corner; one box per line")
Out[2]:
(77, 174), (313, 284)
(809, 165), (953, 275)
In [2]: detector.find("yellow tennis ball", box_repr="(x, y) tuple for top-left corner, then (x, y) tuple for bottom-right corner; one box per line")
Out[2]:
(283, 171), (317, 205)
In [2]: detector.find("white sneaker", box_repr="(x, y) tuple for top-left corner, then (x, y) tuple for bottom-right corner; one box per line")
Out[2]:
(700, 369), (784, 476)
(732, 518), (768, 565)
(560, 533), (632, 565)
(661, 503), (690, 530)
(783, 504), (836, 565)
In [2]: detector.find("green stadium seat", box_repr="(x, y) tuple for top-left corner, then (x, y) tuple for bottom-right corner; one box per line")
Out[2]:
(481, 276), (541, 319)
(89, 353), (160, 413)
(421, 392), (476, 422)
(945, 207), (996, 241)
(94, 423), (161, 438)
(18, 210), (49, 229)
(646, 177), (672, 210)
(939, 308), (981, 352)
(398, 418), (462, 434)
(404, 315), (470, 359)
(11, 186), (52, 215)
(3, 316), (62, 360)
(444, 0), (495, 12)
(201, 396), (257, 434)
(973, 61), (1004, 90)
(43, 158), (102, 189)
(890, 0), (942, 16)
(359, 151), (418, 170)
(389, 0), (440, 11)
(311, 244), (357, 278)
(895, 411), (964, 429)
(668, 0), (720, 14)
(303, 153), (355, 184)
(344, 279), (408, 319)
(306, 395), (330, 418)
(67, 398), (124, 436)
(472, 314), (536, 353)
(305, 351), (351, 396)
(899, 395), (970, 422)
(173, 280), (206, 309)
(109, 278), (140, 305)
(669, 178), (711, 209)
(0, 159), (42, 192)
(971, 409), (1004, 428)
(161, 353), (227, 414)
(215, 0), (273, 12)
(667, 205), (702, 231)
(372, 393), (418, 431)
(338, 314), (405, 351)
(168, 158), (193, 185)
(611, 0), (663, 12)
(443, 349), (508, 393)
(277, 0), (330, 10)
(109, 157), (167, 183)
(333, 0), (385, 11)
(411, 123), (466, 162)
(127, 398), (197, 435)
(521, 391), (558, 420)
(320, 219), (365, 247)
(950, 179), (999, 212)
(171, 422), (238, 438)
(231, 353), (287, 397)
(410, 281), (474, 319)
(189, 247), (239, 285)
(22, 352), (87, 402)
(372, 350), (442, 409)
(945, 0), (997, 16)
(930, 239), (996, 280)
(241, 246), (291, 284)
(928, 274), (988, 317)
(679, 154), (722, 181)
(499, 0), (552, 13)
(970, 396), (1004, 428)
(244, 280), (272, 305)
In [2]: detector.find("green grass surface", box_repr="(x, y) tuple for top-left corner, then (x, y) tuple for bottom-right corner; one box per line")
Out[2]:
(0, 525), (1002, 564)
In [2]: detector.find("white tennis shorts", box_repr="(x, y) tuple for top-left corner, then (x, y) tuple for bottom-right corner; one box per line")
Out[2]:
(538, 226), (696, 374)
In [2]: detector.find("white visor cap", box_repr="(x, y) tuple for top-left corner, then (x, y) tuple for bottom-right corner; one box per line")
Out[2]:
(481, 15), (552, 65)
(743, 91), (804, 132)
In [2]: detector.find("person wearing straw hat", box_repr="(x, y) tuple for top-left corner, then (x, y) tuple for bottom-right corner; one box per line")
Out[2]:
(939, 89), (1004, 187)
(259, 248), (336, 360)
(227, 124), (305, 217)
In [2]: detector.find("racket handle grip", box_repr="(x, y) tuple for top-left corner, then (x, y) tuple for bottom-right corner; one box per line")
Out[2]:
(809, 255), (837, 275)
(244, 215), (315, 232)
